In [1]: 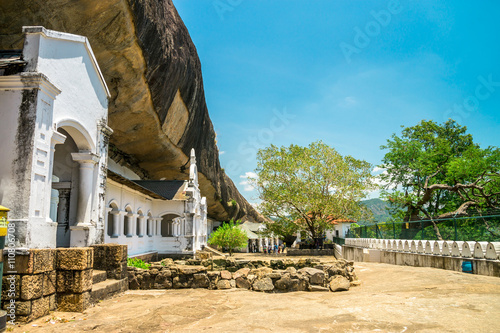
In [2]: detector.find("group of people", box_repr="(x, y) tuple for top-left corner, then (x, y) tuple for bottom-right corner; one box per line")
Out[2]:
(263, 243), (285, 254)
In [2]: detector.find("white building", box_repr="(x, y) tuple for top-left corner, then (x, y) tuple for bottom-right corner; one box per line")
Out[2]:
(0, 26), (110, 249)
(0, 26), (208, 255)
(105, 149), (208, 256)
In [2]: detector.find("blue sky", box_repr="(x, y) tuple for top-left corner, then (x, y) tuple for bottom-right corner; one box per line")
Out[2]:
(173, 0), (500, 204)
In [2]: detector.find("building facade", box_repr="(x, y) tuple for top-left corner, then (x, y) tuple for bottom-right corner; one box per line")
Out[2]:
(0, 27), (208, 255)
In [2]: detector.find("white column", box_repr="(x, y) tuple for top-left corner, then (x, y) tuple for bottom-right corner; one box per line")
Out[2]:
(47, 131), (67, 222)
(71, 152), (99, 226)
(137, 216), (145, 237)
(156, 218), (162, 236)
(109, 210), (123, 238)
(126, 213), (137, 237)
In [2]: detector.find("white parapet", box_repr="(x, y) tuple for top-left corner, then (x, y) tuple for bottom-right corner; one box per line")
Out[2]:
(461, 241), (475, 258)
(424, 241), (433, 254)
(473, 242), (489, 259)
(485, 242), (500, 260)
(417, 240), (425, 254)
(403, 240), (410, 252)
(432, 241), (444, 255)
(441, 241), (451, 256)
(410, 240), (417, 253)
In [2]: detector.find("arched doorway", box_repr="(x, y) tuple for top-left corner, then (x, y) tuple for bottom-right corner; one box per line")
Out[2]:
(51, 122), (97, 247)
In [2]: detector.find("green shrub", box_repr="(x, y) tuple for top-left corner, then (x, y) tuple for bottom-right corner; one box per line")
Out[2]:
(127, 257), (151, 269)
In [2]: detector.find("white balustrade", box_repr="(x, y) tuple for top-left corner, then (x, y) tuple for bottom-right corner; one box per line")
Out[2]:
(441, 241), (451, 256)
(485, 242), (500, 260)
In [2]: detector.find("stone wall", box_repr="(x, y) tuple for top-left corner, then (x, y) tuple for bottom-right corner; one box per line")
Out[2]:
(2, 248), (92, 323)
(128, 258), (359, 293)
(286, 249), (335, 256)
(2, 249), (56, 323)
(92, 244), (128, 279)
(343, 245), (500, 277)
(55, 248), (94, 312)
(1, 245), (128, 324)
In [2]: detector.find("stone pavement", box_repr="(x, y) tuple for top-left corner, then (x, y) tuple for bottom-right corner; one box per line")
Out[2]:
(10, 261), (500, 332)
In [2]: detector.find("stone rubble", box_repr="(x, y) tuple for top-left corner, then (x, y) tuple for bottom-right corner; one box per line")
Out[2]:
(127, 258), (358, 293)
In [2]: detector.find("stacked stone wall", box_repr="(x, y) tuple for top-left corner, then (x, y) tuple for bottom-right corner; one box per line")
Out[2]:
(1, 249), (56, 323)
(128, 258), (359, 293)
(55, 248), (93, 312)
(92, 244), (128, 279)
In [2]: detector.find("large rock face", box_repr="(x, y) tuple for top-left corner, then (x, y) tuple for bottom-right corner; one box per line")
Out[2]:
(0, 0), (263, 222)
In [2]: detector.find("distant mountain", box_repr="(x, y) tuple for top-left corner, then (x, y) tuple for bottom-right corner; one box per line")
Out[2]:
(361, 198), (392, 224)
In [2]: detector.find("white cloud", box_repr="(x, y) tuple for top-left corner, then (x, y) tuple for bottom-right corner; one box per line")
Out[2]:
(372, 166), (385, 173)
(219, 151), (226, 155)
(239, 172), (258, 192)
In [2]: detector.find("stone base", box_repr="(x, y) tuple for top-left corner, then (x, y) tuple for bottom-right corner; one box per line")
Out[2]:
(70, 225), (96, 247)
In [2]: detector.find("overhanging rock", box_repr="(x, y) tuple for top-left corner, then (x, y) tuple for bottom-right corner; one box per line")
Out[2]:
(0, 0), (264, 222)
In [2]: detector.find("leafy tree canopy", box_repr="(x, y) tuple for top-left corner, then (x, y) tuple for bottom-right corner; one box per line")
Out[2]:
(379, 119), (500, 238)
(208, 220), (248, 256)
(253, 141), (375, 239)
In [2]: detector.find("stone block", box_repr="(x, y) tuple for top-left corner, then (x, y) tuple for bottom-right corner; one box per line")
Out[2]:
(57, 269), (93, 293)
(31, 296), (50, 319)
(3, 249), (55, 274)
(21, 274), (43, 300)
(2, 299), (31, 315)
(192, 274), (209, 288)
(233, 268), (250, 280)
(1, 275), (19, 301)
(173, 275), (192, 289)
(216, 279), (231, 290)
(220, 270), (232, 280)
(153, 272), (173, 289)
(92, 244), (127, 270)
(56, 292), (90, 312)
(43, 271), (56, 296)
(235, 277), (251, 289)
(108, 262), (127, 280)
(48, 294), (57, 311)
(177, 265), (206, 275)
(56, 248), (93, 271)
(32, 249), (56, 273)
(252, 277), (274, 292)
(329, 276), (350, 292)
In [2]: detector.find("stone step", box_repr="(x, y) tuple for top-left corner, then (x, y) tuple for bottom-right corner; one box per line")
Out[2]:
(90, 278), (128, 304)
(93, 270), (108, 285)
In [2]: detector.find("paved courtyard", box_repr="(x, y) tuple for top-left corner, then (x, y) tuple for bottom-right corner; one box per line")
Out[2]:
(11, 261), (500, 332)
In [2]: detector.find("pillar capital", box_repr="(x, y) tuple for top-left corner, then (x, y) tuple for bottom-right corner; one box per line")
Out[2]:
(71, 152), (100, 164)
(51, 131), (67, 147)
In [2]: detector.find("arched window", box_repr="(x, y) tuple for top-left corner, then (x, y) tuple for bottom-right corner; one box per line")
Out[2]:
(137, 210), (144, 236)
(161, 214), (180, 237)
(124, 206), (132, 237)
(107, 202), (119, 237)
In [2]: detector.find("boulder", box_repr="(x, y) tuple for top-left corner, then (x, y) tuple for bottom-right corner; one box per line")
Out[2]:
(252, 278), (274, 292)
(220, 270), (232, 280)
(192, 274), (209, 289)
(232, 268), (250, 280)
(329, 276), (350, 292)
(298, 267), (325, 285)
(216, 280), (231, 290)
(235, 277), (251, 289)
(251, 267), (273, 279)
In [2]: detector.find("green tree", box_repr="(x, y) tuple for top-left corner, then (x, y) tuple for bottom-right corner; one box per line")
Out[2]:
(208, 220), (248, 256)
(253, 141), (375, 240)
(379, 119), (500, 239)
